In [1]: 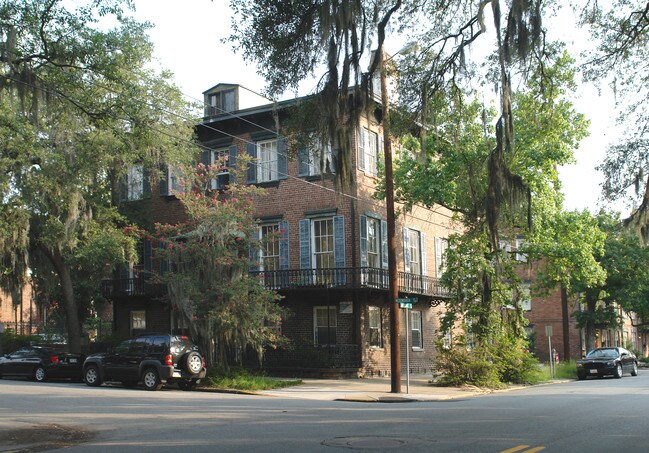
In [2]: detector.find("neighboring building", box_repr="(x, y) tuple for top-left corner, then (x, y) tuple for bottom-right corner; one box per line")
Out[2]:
(0, 281), (42, 335)
(103, 83), (460, 377)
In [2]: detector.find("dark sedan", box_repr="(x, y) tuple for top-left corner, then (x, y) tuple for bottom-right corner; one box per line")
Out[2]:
(576, 347), (638, 380)
(0, 346), (84, 382)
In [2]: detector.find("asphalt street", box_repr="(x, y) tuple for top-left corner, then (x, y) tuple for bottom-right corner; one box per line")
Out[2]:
(1, 371), (648, 452)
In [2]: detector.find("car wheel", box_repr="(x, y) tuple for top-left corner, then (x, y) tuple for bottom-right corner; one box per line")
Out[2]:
(614, 363), (623, 379)
(577, 373), (586, 380)
(183, 351), (203, 375)
(178, 380), (197, 391)
(631, 362), (639, 376)
(142, 368), (162, 391)
(84, 365), (102, 387)
(34, 366), (47, 382)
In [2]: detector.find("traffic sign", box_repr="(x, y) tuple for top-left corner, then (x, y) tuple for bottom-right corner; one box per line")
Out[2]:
(396, 297), (417, 304)
(399, 303), (412, 309)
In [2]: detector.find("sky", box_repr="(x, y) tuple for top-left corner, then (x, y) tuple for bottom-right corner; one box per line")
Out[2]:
(127, 0), (625, 216)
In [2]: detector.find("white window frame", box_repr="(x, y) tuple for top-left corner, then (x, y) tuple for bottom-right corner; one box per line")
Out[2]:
(369, 306), (382, 348)
(515, 237), (528, 262)
(127, 165), (144, 201)
(130, 310), (146, 335)
(314, 306), (337, 346)
(257, 139), (279, 182)
(166, 166), (183, 195)
(518, 282), (532, 311)
(311, 217), (335, 269)
(303, 140), (334, 176)
(408, 229), (422, 275)
(260, 223), (280, 272)
(435, 237), (449, 277)
(411, 310), (423, 349)
(366, 217), (380, 268)
(358, 127), (379, 176)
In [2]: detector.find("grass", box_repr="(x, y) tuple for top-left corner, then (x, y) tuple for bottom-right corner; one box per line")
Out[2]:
(535, 361), (578, 382)
(203, 367), (302, 392)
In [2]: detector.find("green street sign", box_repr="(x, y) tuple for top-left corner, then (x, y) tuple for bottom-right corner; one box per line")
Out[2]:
(396, 297), (417, 304)
(399, 303), (412, 309)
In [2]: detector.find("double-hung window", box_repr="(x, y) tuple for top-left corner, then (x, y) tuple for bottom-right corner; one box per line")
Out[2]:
(516, 282), (532, 311)
(126, 165), (144, 201)
(410, 311), (423, 349)
(207, 89), (235, 115)
(314, 306), (337, 346)
(360, 215), (388, 287)
(369, 306), (382, 347)
(403, 227), (427, 292)
(358, 127), (379, 176)
(261, 223), (281, 272)
(298, 139), (334, 177)
(435, 237), (449, 278)
(257, 139), (279, 182)
(312, 218), (335, 269)
(366, 218), (380, 268)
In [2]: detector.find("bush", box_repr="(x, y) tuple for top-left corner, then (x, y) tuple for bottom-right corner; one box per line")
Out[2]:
(0, 332), (40, 354)
(433, 334), (541, 388)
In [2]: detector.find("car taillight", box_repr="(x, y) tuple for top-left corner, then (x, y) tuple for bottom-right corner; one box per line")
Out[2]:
(51, 355), (59, 365)
(164, 354), (173, 366)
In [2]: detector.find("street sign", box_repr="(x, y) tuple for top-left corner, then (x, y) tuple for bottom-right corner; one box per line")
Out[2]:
(399, 303), (412, 309)
(396, 297), (417, 304)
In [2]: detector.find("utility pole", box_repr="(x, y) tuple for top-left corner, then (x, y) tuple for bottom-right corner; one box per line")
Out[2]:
(380, 48), (401, 393)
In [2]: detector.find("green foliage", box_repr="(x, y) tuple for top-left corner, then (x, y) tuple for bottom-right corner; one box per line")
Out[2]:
(0, 0), (195, 352)
(434, 333), (540, 388)
(153, 156), (289, 367)
(0, 332), (37, 354)
(205, 366), (301, 391)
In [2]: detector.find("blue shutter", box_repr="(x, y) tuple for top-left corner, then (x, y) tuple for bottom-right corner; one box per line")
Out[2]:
(359, 215), (368, 268)
(159, 165), (168, 196)
(228, 145), (237, 168)
(201, 150), (211, 167)
(403, 228), (411, 273)
(279, 220), (289, 270)
(333, 216), (345, 268)
(298, 147), (309, 176)
(142, 167), (151, 196)
(246, 143), (256, 183)
(160, 242), (169, 275)
(277, 138), (288, 180)
(299, 219), (311, 269)
(421, 233), (427, 276)
(381, 219), (388, 269)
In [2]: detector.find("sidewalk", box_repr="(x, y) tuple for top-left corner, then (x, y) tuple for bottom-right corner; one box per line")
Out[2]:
(256, 374), (494, 402)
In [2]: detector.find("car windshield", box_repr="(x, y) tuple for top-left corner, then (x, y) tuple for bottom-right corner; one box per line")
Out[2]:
(586, 349), (619, 359)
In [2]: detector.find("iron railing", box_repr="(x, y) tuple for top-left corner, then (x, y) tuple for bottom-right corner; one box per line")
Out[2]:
(102, 267), (451, 299)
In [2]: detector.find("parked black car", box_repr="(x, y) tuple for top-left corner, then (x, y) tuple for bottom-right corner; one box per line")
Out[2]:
(576, 347), (639, 380)
(0, 346), (84, 382)
(83, 333), (206, 391)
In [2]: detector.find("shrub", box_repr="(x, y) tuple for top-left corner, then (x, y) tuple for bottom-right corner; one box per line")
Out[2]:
(433, 334), (541, 388)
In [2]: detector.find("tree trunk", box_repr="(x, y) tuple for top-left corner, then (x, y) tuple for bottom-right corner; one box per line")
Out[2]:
(561, 285), (570, 361)
(40, 246), (82, 353)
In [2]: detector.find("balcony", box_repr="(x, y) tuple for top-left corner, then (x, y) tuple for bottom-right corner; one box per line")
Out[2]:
(250, 267), (451, 299)
(103, 268), (451, 300)
(101, 278), (166, 298)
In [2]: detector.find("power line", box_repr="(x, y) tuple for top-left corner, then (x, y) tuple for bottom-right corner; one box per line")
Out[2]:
(12, 69), (462, 232)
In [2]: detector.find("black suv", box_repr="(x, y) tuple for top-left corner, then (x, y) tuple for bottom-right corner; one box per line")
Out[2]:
(83, 334), (206, 391)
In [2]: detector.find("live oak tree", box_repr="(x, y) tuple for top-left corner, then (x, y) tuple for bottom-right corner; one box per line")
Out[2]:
(0, 0), (194, 352)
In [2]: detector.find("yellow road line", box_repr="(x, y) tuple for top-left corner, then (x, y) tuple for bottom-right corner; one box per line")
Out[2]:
(500, 446), (530, 453)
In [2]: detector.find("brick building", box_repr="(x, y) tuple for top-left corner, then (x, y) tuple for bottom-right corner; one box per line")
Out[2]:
(103, 84), (461, 376)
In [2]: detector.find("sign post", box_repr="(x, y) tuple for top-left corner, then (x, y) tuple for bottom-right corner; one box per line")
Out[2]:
(397, 298), (417, 393)
(546, 325), (554, 378)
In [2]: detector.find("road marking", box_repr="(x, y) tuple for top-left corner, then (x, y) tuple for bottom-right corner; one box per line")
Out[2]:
(500, 446), (545, 453)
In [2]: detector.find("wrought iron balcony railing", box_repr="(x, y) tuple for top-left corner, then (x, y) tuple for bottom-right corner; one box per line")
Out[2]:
(249, 267), (451, 298)
(102, 267), (451, 299)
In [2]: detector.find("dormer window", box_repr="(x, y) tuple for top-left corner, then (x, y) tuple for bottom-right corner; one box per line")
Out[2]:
(208, 89), (235, 115)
